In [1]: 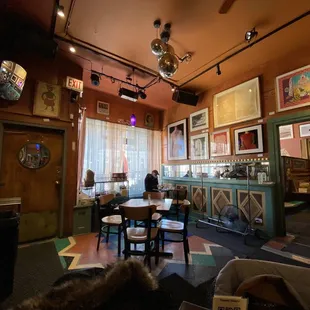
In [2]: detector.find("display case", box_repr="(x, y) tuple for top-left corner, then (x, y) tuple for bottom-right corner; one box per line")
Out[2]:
(161, 159), (275, 237)
(162, 160), (270, 181)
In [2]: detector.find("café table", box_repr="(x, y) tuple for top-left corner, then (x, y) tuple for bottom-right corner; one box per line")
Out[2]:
(119, 198), (173, 258)
(120, 198), (172, 213)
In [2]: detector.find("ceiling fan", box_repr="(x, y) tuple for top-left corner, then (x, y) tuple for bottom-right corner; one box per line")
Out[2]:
(219, 0), (236, 14)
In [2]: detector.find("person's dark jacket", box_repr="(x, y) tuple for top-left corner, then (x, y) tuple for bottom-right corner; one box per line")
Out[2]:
(8, 259), (172, 310)
(144, 174), (158, 191)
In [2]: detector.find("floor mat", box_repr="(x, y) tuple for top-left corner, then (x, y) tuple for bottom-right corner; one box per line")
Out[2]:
(1, 241), (64, 309)
(283, 242), (310, 258)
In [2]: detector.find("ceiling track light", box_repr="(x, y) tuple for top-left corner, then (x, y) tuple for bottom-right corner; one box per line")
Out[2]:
(57, 5), (65, 18)
(216, 64), (222, 76)
(90, 73), (100, 86)
(245, 28), (258, 43)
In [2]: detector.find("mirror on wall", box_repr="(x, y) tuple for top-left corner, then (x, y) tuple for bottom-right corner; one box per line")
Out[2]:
(0, 60), (27, 101)
(18, 143), (50, 169)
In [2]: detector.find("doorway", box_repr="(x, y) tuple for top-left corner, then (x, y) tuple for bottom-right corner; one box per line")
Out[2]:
(0, 123), (64, 243)
(278, 121), (310, 253)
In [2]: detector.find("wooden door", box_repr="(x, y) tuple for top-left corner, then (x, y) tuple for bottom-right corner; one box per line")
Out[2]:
(0, 124), (63, 242)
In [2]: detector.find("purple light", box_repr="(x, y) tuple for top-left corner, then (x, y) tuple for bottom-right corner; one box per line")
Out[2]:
(130, 114), (136, 127)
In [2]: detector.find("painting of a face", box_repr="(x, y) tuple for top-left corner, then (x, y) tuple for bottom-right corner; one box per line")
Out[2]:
(167, 120), (187, 160)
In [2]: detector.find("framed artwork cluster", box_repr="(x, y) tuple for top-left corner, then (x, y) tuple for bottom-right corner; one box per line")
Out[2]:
(167, 63), (310, 161)
(167, 76), (265, 160)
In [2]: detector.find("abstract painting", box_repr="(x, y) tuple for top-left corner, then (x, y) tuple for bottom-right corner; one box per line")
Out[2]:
(167, 119), (187, 160)
(213, 77), (261, 128)
(192, 186), (207, 213)
(189, 108), (208, 132)
(276, 65), (310, 112)
(33, 81), (61, 118)
(234, 124), (263, 155)
(190, 133), (209, 160)
(299, 123), (310, 137)
(279, 124), (294, 140)
(210, 129), (231, 157)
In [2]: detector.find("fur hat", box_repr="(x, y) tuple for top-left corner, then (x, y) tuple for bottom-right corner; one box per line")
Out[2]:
(10, 259), (159, 310)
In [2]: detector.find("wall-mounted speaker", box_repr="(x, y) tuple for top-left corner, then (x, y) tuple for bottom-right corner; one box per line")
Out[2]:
(172, 89), (199, 106)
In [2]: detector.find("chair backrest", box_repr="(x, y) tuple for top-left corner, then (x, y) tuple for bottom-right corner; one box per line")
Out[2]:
(173, 188), (188, 200)
(99, 194), (114, 205)
(120, 205), (156, 221)
(143, 191), (165, 199)
(180, 200), (191, 229)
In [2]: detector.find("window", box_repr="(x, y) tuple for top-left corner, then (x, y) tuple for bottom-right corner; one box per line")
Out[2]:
(83, 118), (161, 197)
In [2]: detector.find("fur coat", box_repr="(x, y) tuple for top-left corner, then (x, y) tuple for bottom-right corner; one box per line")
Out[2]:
(9, 259), (170, 310)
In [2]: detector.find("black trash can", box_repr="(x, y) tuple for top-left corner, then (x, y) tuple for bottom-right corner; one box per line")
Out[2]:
(0, 210), (20, 302)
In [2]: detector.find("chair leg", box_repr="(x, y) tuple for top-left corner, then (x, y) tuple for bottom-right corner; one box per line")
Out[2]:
(161, 231), (165, 250)
(117, 225), (121, 257)
(155, 235), (159, 265)
(96, 223), (102, 251)
(124, 241), (129, 260)
(186, 238), (190, 254)
(183, 239), (189, 265)
(106, 225), (110, 243)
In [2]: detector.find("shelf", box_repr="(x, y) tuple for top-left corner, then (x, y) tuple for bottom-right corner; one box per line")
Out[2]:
(162, 177), (275, 187)
(95, 180), (128, 184)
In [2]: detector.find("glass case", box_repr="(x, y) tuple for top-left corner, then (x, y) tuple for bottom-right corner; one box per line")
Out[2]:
(162, 165), (190, 178)
(162, 160), (270, 181)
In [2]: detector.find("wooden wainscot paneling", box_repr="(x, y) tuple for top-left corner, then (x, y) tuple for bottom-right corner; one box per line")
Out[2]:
(211, 187), (233, 219)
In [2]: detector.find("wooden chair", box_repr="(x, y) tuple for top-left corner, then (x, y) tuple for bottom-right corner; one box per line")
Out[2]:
(96, 194), (123, 256)
(120, 205), (159, 268)
(159, 200), (191, 264)
(171, 189), (188, 221)
(143, 191), (165, 199)
(142, 191), (165, 222)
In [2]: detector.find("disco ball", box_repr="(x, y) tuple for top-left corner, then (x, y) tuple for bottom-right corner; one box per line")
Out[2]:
(158, 53), (179, 78)
(150, 38), (167, 56)
(165, 44), (175, 55)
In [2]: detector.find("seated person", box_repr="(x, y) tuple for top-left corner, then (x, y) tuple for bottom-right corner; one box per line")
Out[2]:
(144, 170), (159, 192)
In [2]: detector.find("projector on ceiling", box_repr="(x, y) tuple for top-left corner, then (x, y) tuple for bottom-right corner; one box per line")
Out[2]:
(119, 88), (138, 102)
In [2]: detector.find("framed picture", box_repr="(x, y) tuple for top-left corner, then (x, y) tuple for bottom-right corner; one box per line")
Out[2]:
(192, 186), (207, 213)
(190, 133), (209, 160)
(210, 129), (231, 157)
(145, 113), (154, 128)
(167, 119), (187, 160)
(279, 124), (294, 140)
(97, 101), (110, 115)
(234, 124), (263, 155)
(213, 77), (261, 128)
(276, 65), (310, 112)
(33, 81), (61, 118)
(299, 123), (310, 137)
(189, 108), (208, 132)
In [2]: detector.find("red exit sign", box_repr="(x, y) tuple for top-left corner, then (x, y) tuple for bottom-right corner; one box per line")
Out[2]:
(66, 76), (83, 92)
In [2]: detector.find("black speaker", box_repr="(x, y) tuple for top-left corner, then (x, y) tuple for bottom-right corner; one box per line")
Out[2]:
(172, 89), (199, 106)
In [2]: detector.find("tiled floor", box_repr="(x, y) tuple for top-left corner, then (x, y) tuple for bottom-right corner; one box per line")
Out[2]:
(262, 234), (310, 265)
(54, 231), (236, 279)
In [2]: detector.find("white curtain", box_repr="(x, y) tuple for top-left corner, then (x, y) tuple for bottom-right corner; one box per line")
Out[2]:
(83, 118), (161, 197)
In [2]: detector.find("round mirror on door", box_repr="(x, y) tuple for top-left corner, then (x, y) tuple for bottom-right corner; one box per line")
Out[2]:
(18, 143), (50, 169)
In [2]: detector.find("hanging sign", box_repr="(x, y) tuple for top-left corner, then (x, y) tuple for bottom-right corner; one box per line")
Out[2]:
(66, 76), (83, 92)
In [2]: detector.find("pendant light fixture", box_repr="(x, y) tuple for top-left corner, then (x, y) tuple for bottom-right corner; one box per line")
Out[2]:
(130, 114), (136, 127)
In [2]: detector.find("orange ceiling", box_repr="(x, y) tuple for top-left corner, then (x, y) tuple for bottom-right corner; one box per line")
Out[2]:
(4, 0), (310, 110)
